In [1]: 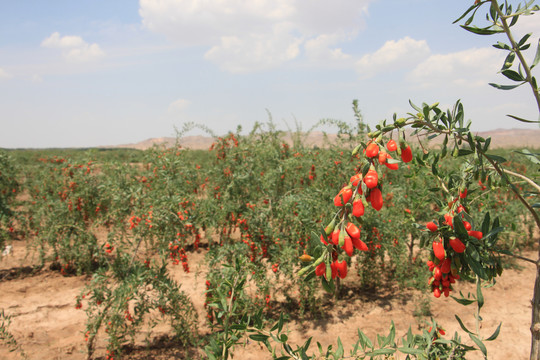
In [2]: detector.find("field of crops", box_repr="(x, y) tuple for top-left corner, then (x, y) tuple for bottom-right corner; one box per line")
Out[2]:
(0, 121), (538, 359)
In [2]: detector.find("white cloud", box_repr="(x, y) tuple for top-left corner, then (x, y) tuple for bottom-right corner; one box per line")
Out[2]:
(41, 32), (105, 62)
(356, 36), (430, 79)
(168, 98), (191, 113)
(41, 32), (85, 48)
(0, 68), (12, 79)
(408, 47), (504, 89)
(32, 74), (43, 83)
(304, 32), (352, 64)
(139, 0), (372, 72)
(204, 23), (302, 73)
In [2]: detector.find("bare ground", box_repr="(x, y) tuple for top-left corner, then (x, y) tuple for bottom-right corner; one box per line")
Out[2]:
(0, 238), (537, 360)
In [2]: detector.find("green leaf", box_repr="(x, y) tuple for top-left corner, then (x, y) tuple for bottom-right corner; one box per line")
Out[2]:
(358, 330), (373, 349)
(335, 338), (344, 358)
(321, 277), (335, 293)
(460, 25), (503, 35)
(451, 295), (476, 306)
(532, 39), (540, 68)
(466, 246), (489, 280)
(493, 41), (511, 50)
(284, 343), (295, 356)
(485, 154), (507, 162)
(278, 312), (285, 333)
(230, 324), (247, 331)
(365, 348), (395, 356)
(484, 226), (504, 241)
(249, 334), (269, 342)
(409, 100), (422, 113)
(397, 347), (423, 355)
(483, 136), (492, 152)
(302, 268), (316, 282)
(501, 69), (525, 81)
(517, 33), (532, 47)
(389, 321), (396, 345)
(482, 212), (491, 236)
(502, 51), (516, 71)
(455, 315), (473, 334)
(476, 279), (485, 310)
(458, 149), (474, 156)
(470, 333), (488, 356)
(486, 322), (503, 341)
(489, 82), (524, 90)
(507, 114), (540, 123)
(453, 4), (480, 24)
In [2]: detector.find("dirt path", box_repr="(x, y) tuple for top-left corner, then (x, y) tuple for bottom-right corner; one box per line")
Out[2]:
(0, 243), (536, 360)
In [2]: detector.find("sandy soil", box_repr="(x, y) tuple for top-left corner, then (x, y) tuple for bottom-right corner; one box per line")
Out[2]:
(0, 238), (537, 360)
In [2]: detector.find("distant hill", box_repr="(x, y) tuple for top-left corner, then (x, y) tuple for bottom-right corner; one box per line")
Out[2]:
(111, 128), (540, 151)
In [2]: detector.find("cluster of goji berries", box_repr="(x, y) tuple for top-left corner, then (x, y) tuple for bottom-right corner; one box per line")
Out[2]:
(104, 242), (114, 254)
(204, 280), (214, 322)
(168, 241), (189, 272)
(129, 215), (142, 230)
(425, 188), (484, 298)
(312, 138), (413, 280)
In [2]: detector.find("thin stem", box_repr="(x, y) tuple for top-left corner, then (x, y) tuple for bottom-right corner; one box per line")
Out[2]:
(491, 0), (540, 115)
(222, 276), (239, 360)
(501, 251), (537, 265)
(487, 166), (540, 193)
(413, 118), (540, 233)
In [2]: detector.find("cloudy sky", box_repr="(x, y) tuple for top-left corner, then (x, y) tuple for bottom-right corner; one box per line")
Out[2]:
(1, 0), (539, 148)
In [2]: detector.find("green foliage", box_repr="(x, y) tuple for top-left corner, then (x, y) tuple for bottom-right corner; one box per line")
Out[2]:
(79, 253), (198, 359)
(0, 309), (26, 358)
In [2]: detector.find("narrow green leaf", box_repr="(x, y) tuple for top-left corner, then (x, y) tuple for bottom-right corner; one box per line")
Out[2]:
(470, 333), (488, 356)
(458, 149), (474, 156)
(409, 100), (422, 113)
(532, 39), (540, 68)
(517, 33), (532, 47)
(489, 82), (524, 90)
(249, 334), (269, 342)
(284, 343), (294, 356)
(397, 347), (424, 355)
(507, 114), (540, 123)
(502, 51), (516, 71)
(486, 322), (502, 341)
(453, 4), (480, 24)
(501, 69), (524, 81)
(278, 313), (284, 333)
(486, 154), (507, 162)
(483, 136), (492, 152)
(358, 330), (373, 349)
(230, 324), (247, 331)
(484, 226), (504, 241)
(453, 214), (469, 239)
(455, 315), (473, 334)
(366, 348), (395, 356)
(493, 41), (511, 50)
(509, 11), (519, 26)
(476, 279), (485, 310)
(389, 321), (396, 345)
(450, 295), (476, 306)
(321, 277), (334, 293)
(460, 25), (503, 35)
(335, 338), (344, 358)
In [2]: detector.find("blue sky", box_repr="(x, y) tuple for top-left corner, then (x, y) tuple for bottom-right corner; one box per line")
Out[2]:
(1, 0), (539, 148)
